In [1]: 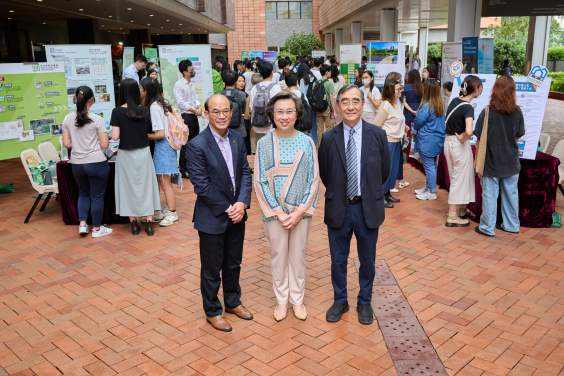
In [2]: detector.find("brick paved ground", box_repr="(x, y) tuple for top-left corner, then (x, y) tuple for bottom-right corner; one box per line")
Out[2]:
(541, 98), (564, 155)
(0, 151), (563, 376)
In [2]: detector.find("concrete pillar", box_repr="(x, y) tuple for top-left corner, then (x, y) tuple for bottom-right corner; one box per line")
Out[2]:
(525, 16), (551, 75)
(351, 22), (362, 44)
(67, 19), (101, 44)
(324, 33), (333, 55)
(418, 27), (429, 71)
(335, 29), (343, 56)
(380, 9), (398, 41)
(447, 0), (481, 42)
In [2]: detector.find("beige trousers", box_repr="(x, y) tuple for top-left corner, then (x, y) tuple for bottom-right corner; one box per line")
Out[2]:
(263, 217), (312, 305)
(316, 107), (335, 147)
(444, 135), (476, 205)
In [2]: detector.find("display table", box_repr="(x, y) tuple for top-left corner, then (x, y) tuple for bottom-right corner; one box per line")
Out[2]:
(406, 144), (559, 228)
(57, 161), (129, 225)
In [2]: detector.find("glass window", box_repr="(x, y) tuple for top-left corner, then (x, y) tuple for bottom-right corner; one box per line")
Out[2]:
(301, 2), (312, 19)
(277, 2), (289, 19)
(266, 2), (277, 20)
(289, 2), (301, 19)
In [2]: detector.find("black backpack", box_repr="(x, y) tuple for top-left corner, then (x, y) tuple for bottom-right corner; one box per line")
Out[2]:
(222, 89), (242, 129)
(310, 78), (329, 112)
(298, 93), (312, 132)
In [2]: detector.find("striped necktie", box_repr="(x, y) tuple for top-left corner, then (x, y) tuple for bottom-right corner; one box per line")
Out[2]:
(346, 128), (358, 200)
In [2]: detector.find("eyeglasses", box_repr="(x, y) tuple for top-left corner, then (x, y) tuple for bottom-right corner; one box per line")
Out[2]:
(273, 109), (296, 116)
(210, 109), (231, 117)
(339, 99), (362, 107)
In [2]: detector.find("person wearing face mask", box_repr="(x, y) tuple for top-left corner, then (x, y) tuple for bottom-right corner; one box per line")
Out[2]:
(422, 65), (438, 82)
(254, 92), (319, 322)
(359, 71), (381, 123)
(174, 59), (204, 179)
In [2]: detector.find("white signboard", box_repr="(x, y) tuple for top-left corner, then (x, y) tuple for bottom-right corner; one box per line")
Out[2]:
(366, 42), (406, 85)
(442, 42), (462, 86)
(47, 45), (116, 132)
(340, 44), (363, 64)
(312, 51), (326, 58)
(452, 75), (551, 159)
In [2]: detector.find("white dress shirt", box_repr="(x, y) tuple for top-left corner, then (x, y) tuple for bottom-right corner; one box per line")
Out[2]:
(173, 77), (202, 114)
(249, 81), (282, 134)
(124, 64), (139, 84)
(343, 119), (362, 196)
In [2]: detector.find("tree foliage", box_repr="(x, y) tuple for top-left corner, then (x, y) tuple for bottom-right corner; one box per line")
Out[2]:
(548, 47), (564, 60)
(282, 32), (325, 57)
(427, 43), (442, 65)
(277, 50), (296, 62)
(494, 39), (526, 74)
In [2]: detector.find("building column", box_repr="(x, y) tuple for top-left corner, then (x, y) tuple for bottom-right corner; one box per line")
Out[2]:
(67, 19), (101, 44)
(351, 22), (362, 44)
(525, 16), (551, 74)
(325, 33), (333, 55)
(446, 0), (481, 42)
(418, 27), (429, 71)
(334, 29), (343, 56)
(380, 9), (398, 41)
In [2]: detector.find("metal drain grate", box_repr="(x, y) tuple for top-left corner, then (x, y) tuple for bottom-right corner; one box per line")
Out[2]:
(387, 337), (437, 360)
(378, 317), (427, 337)
(393, 360), (449, 376)
(372, 300), (414, 318)
(372, 285), (405, 300)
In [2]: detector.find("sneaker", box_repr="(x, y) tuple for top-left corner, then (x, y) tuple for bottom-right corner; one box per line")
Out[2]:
(415, 186), (428, 195)
(389, 188), (399, 193)
(445, 214), (470, 227)
(159, 211), (179, 227)
(92, 225), (113, 238)
(140, 209), (164, 223)
(416, 191), (437, 200)
(458, 207), (471, 219)
(162, 205), (170, 216)
(79, 225), (89, 235)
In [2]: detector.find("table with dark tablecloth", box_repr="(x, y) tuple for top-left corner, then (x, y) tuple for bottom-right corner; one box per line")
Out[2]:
(57, 161), (129, 225)
(406, 144), (559, 228)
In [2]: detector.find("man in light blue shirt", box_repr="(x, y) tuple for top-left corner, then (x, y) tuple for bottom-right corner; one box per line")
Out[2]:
(123, 55), (147, 85)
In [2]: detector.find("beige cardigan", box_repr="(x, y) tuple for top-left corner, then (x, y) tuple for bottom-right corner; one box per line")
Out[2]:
(373, 100), (405, 142)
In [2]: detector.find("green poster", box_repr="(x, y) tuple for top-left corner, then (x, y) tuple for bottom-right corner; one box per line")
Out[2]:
(0, 63), (69, 161)
(144, 48), (158, 63)
(241, 51), (249, 60)
(340, 63), (360, 84)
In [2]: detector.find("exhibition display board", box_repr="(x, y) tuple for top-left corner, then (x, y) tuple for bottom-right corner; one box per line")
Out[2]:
(262, 51), (277, 64)
(47, 45), (116, 133)
(452, 74), (552, 159)
(122, 47), (134, 78)
(462, 37), (494, 74)
(312, 51), (326, 58)
(241, 51), (249, 60)
(158, 44), (214, 115)
(0, 63), (68, 160)
(441, 42), (462, 85)
(366, 42), (406, 85)
(340, 44), (363, 84)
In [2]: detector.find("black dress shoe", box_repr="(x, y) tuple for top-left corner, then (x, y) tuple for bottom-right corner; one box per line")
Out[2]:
(384, 198), (394, 209)
(496, 224), (519, 234)
(357, 304), (374, 325)
(384, 192), (400, 203)
(181, 171), (190, 179)
(130, 221), (140, 235)
(326, 301), (349, 322)
(475, 226), (494, 237)
(145, 221), (155, 236)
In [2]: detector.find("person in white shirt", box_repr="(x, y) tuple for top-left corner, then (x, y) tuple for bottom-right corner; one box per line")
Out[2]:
(249, 60), (282, 142)
(173, 59), (204, 179)
(142, 77), (181, 227)
(311, 58), (323, 80)
(123, 55), (147, 85)
(359, 70), (381, 123)
(243, 60), (254, 95)
(285, 72), (308, 104)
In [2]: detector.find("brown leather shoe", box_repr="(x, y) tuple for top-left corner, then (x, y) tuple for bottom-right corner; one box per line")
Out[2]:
(225, 304), (254, 320)
(206, 315), (232, 332)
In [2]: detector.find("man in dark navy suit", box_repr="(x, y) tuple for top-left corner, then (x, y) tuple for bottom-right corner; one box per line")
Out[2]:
(318, 84), (391, 325)
(186, 94), (253, 332)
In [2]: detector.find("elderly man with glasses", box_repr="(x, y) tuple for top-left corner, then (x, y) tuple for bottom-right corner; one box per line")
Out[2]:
(186, 94), (253, 332)
(318, 84), (391, 325)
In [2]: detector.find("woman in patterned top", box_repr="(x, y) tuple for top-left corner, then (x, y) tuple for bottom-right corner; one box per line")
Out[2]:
(254, 92), (320, 322)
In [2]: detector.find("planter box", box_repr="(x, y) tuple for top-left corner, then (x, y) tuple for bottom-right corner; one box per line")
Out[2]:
(547, 60), (564, 73)
(549, 91), (564, 100)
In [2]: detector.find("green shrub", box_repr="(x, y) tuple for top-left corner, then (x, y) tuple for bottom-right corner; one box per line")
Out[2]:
(548, 47), (564, 60)
(277, 51), (296, 62)
(548, 72), (564, 79)
(427, 43), (442, 65)
(494, 39), (526, 74)
(550, 78), (564, 92)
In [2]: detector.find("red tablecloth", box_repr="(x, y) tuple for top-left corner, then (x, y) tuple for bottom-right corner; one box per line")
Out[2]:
(56, 161), (129, 225)
(407, 145), (559, 228)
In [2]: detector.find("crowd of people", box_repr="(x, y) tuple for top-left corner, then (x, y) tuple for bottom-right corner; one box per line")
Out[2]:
(61, 52), (526, 331)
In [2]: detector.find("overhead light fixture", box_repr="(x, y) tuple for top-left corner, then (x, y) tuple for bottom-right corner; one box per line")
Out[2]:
(179, 23), (182, 25)
(127, 7), (131, 10)
(109, 15), (112, 17)
(8, 17), (11, 19)
(119, 27), (122, 29)
(150, 14), (153, 17)
(101, 25), (104, 27)
(9, 10), (14, 12)
(161, 26), (163, 28)
(43, 22), (46, 24)
(79, 8), (83, 11)
(130, 20), (134, 22)
(147, 24), (150, 26)
(166, 19), (169, 21)
(119, 42), (123, 45)
(171, 29), (174, 31)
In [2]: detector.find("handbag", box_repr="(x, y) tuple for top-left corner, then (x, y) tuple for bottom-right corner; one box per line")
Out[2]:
(552, 212), (562, 228)
(475, 106), (489, 179)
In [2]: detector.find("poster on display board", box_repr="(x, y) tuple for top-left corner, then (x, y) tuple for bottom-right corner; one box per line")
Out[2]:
(366, 42), (406, 85)
(262, 51), (277, 64)
(158, 44), (214, 131)
(241, 51), (249, 60)
(451, 75), (552, 160)
(122, 47), (134, 78)
(47, 45), (116, 133)
(462, 37), (478, 74)
(0, 63), (68, 160)
(144, 47), (161, 81)
(478, 38), (494, 74)
(441, 42), (462, 85)
(249, 51), (263, 59)
(312, 51), (326, 58)
(340, 44), (363, 84)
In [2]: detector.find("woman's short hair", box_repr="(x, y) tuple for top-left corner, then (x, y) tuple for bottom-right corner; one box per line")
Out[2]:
(265, 92), (304, 129)
(381, 79), (399, 103)
(490, 75), (519, 115)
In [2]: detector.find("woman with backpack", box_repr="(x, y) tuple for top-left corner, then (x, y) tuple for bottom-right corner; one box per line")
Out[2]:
(141, 77), (181, 227)
(111, 78), (161, 236)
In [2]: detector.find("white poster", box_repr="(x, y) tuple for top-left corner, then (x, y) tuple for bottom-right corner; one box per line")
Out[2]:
(123, 47), (135, 79)
(158, 44), (214, 132)
(340, 44), (362, 64)
(366, 42), (406, 85)
(441, 42), (462, 86)
(312, 51), (326, 58)
(452, 75), (551, 159)
(47, 45), (115, 132)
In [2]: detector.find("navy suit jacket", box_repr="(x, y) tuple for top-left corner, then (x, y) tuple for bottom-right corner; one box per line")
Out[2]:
(186, 126), (252, 234)
(318, 120), (391, 229)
